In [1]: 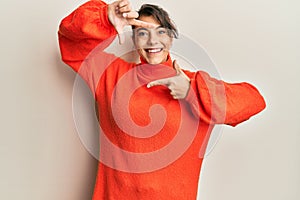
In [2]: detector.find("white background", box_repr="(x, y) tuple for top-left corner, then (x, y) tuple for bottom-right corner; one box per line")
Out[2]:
(0, 0), (299, 199)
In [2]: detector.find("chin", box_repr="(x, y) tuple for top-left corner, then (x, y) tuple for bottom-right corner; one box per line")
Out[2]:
(147, 59), (164, 65)
(143, 55), (167, 65)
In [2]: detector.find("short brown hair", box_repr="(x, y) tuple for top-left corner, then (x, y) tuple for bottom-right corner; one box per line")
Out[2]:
(132, 4), (178, 38)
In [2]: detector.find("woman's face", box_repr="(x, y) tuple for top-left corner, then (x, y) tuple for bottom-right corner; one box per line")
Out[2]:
(133, 15), (173, 65)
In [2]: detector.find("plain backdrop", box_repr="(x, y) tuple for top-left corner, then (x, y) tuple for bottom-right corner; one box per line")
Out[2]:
(0, 0), (299, 199)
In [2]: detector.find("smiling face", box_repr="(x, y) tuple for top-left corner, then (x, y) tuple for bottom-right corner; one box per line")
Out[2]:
(133, 16), (173, 65)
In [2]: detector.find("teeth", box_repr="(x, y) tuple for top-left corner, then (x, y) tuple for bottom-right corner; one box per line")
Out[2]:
(147, 48), (162, 53)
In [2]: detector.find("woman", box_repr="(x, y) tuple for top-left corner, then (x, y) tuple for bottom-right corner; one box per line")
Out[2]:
(58, 0), (266, 199)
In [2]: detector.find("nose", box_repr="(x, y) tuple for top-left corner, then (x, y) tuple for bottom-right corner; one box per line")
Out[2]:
(147, 32), (159, 46)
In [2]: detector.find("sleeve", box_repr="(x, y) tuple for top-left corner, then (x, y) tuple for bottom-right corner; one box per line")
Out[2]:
(184, 70), (266, 127)
(58, 0), (117, 70)
(57, 0), (119, 96)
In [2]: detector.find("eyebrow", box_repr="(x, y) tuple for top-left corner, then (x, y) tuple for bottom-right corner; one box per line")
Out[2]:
(135, 26), (164, 32)
(135, 27), (148, 32)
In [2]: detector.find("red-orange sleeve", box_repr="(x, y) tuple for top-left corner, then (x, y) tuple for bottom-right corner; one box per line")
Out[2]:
(58, 0), (117, 72)
(185, 70), (266, 126)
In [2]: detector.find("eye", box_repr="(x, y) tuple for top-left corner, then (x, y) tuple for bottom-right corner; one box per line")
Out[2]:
(136, 30), (148, 37)
(157, 28), (167, 35)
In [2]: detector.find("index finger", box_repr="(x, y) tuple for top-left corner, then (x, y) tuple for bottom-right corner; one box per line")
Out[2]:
(129, 19), (158, 29)
(147, 78), (171, 88)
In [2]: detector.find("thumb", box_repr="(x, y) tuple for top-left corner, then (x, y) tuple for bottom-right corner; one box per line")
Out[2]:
(116, 29), (125, 44)
(108, 2), (125, 44)
(173, 60), (181, 75)
(173, 60), (190, 81)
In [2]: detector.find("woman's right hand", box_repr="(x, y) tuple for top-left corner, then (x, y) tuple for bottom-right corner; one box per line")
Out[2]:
(108, 0), (156, 44)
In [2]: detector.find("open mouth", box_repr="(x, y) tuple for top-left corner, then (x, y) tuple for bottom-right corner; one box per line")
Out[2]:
(144, 48), (163, 53)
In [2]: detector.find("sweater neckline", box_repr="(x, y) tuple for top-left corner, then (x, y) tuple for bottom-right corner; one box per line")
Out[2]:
(136, 54), (176, 82)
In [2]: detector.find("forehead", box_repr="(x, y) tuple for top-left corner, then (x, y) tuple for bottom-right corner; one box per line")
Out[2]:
(137, 15), (161, 27)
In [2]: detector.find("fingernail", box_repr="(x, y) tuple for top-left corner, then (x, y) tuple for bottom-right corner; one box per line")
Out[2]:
(122, 13), (127, 18)
(147, 84), (150, 88)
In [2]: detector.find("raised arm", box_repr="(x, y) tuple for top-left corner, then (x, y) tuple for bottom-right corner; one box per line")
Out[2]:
(185, 70), (266, 126)
(58, 0), (117, 72)
(58, 0), (156, 72)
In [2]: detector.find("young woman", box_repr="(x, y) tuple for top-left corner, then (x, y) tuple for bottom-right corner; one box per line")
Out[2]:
(58, 0), (266, 199)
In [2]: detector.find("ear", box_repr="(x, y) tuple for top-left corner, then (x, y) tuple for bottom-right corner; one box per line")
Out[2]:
(131, 35), (135, 45)
(169, 36), (174, 48)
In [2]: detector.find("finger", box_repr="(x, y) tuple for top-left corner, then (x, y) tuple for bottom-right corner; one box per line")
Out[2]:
(170, 90), (176, 96)
(122, 11), (139, 19)
(110, 1), (120, 12)
(173, 60), (190, 81)
(129, 19), (158, 29)
(118, 0), (129, 8)
(111, 0), (120, 7)
(118, 4), (132, 13)
(147, 78), (171, 88)
(115, 0), (130, 14)
(170, 91), (179, 99)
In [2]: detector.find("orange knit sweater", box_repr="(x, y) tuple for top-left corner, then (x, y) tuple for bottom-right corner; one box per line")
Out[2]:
(58, 1), (266, 199)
